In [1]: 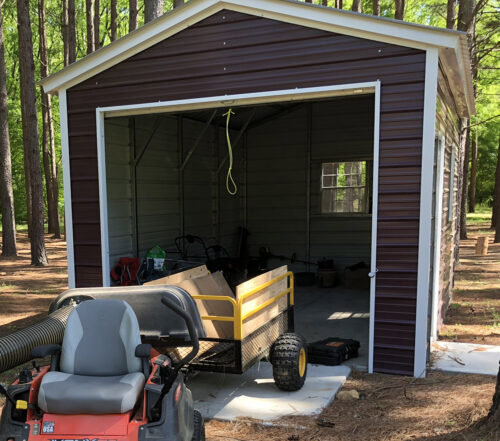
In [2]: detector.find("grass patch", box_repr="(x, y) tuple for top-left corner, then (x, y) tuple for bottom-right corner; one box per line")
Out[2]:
(467, 205), (492, 225)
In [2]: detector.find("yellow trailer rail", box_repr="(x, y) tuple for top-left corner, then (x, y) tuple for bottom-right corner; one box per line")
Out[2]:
(177, 271), (296, 375)
(190, 271), (294, 340)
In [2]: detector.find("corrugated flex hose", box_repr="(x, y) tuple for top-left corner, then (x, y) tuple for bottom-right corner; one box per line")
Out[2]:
(0, 305), (74, 373)
(223, 108), (237, 195)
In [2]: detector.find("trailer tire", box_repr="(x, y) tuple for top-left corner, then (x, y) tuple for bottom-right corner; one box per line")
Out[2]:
(192, 410), (205, 441)
(270, 333), (307, 391)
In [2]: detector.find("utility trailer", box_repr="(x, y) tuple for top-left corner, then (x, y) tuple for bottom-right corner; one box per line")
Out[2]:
(50, 271), (308, 391)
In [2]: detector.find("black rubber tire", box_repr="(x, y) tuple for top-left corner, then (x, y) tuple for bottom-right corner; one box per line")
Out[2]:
(191, 410), (205, 441)
(270, 333), (307, 391)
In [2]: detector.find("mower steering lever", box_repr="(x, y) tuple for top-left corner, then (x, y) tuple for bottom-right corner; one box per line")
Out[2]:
(161, 296), (200, 367)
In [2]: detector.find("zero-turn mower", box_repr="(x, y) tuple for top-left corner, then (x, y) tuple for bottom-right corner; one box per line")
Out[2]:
(0, 292), (205, 441)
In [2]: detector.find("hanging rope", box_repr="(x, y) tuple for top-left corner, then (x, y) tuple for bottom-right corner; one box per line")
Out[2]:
(223, 108), (237, 195)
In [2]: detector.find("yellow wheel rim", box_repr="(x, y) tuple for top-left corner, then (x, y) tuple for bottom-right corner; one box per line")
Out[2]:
(299, 348), (306, 377)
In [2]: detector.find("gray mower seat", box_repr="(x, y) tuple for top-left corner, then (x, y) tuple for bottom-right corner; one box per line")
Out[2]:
(38, 299), (145, 415)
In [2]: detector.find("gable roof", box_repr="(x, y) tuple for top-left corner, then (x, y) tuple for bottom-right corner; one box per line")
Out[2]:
(41, 0), (474, 115)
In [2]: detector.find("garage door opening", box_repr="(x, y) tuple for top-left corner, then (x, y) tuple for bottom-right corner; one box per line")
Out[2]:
(102, 93), (376, 369)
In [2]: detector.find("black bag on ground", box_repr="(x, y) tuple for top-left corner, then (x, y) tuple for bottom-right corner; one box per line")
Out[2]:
(307, 337), (360, 366)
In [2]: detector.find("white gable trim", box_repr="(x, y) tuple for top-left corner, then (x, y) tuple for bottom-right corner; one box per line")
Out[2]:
(41, 0), (472, 115)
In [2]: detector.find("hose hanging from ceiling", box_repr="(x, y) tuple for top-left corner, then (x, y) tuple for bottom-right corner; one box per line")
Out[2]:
(223, 108), (237, 196)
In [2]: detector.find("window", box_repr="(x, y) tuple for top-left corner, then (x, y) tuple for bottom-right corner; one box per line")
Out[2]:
(321, 161), (369, 214)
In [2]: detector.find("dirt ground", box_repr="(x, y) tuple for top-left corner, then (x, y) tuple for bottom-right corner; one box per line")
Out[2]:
(0, 233), (68, 337)
(440, 223), (500, 346)
(0, 231), (498, 440)
(206, 370), (497, 441)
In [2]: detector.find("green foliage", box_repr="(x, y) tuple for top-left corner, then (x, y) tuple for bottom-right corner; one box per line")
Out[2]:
(0, 0), (498, 226)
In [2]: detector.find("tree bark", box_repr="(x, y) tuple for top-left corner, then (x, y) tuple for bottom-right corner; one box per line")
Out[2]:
(373, 0), (380, 15)
(129, 0), (138, 32)
(38, 0), (60, 238)
(487, 364), (500, 422)
(62, 0), (69, 65)
(86, 0), (95, 54)
(395, 0), (405, 20)
(0, 5), (16, 257)
(460, 125), (470, 240)
(94, 0), (100, 50)
(68, 0), (76, 63)
(492, 135), (500, 236)
(305, 0), (312, 3)
(144, 0), (163, 23)
(352, 0), (361, 12)
(17, 0), (48, 266)
(322, 0), (328, 6)
(446, 0), (457, 29)
(335, 0), (343, 8)
(457, 0), (475, 33)
(111, 0), (117, 41)
(468, 132), (477, 213)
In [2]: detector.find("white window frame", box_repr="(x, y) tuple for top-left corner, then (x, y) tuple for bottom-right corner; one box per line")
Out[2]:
(320, 160), (370, 214)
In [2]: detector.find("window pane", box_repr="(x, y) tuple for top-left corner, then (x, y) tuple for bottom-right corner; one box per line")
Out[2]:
(321, 161), (369, 214)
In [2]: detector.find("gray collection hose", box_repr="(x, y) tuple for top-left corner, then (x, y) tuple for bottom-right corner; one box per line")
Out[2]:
(0, 306), (74, 373)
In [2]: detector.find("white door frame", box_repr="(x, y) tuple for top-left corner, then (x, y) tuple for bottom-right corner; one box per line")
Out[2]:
(95, 81), (381, 373)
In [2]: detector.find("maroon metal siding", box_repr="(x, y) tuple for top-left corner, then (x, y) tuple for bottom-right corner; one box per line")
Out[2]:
(67, 10), (426, 375)
(435, 66), (462, 331)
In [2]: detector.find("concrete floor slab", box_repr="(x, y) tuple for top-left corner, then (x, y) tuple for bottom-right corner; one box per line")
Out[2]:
(431, 341), (500, 376)
(294, 286), (369, 369)
(189, 361), (351, 421)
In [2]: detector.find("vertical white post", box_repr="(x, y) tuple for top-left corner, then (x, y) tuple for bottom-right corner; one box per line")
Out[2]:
(430, 133), (445, 341)
(368, 81), (381, 374)
(414, 48), (439, 377)
(96, 109), (111, 287)
(59, 90), (76, 289)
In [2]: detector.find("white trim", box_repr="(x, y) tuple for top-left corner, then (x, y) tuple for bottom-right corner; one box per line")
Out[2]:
(99, 83), (377, 117)
(414, 48), (439, 378)
(95, 82), (379, 362)
(96, 111), (111, 287)
(59, 90), (76, 289)
(368, 81), (381, 374)
(430, 133), (445, 342)
(40, 0), (470, 108)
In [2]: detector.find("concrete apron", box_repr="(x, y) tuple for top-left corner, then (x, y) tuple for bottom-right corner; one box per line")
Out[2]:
(189, 361), (351, 421)
(430, 341), (500, 376)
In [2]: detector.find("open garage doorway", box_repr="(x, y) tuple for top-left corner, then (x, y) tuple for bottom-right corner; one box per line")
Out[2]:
(101, 91), (377, 370)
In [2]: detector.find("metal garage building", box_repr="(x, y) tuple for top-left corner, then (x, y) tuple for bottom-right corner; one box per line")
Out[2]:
(41, 0), (474, 377)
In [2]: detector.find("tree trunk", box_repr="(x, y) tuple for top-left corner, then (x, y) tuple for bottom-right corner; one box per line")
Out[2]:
(489, 364), (500, 421)
(94, 0), (100, 50)
(352, 0), (361, 12)
(17, 0), (48, 266)
(395, 0), (405, 20)
(322, 0), (328, 6)
(468, 132), (477, 213)
(111, 0), (117, 41)
(86, 0), (95, 54)
(129, 0), (138, 32)
(62, 0), (69, 65)
(0, 5), (16, 257)
(492, 135), (500, 236)
(335, 0), (343, 8)
(460, 124), (470, 240)
(373, 0), (380, 15)
(457, 0), (475, 33)
(38, 0), (60, 238)
(68, 0), (76, 63)
(446, 0), (457, 29)
(305, 0), (312, 3)
(144, 0), (163, 23)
